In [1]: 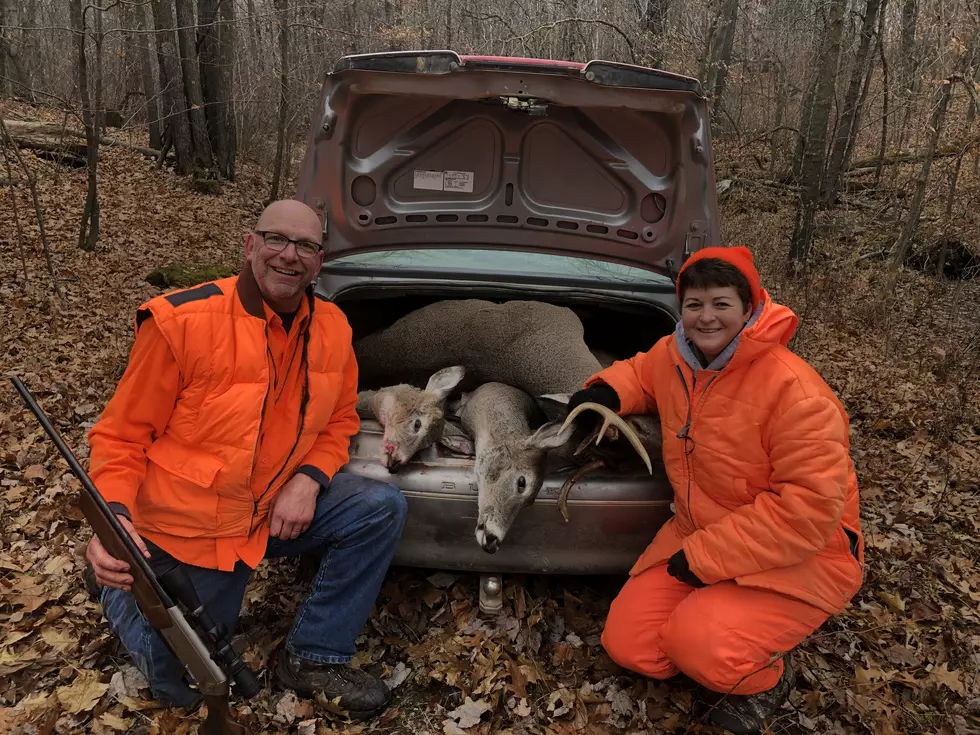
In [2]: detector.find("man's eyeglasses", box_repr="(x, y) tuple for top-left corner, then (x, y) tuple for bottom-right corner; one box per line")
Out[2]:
(256, 231), (322, 258)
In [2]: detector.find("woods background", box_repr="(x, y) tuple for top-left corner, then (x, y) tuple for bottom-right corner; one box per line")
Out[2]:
(1, 1), (980, 734)
(2, 0), (979, 268)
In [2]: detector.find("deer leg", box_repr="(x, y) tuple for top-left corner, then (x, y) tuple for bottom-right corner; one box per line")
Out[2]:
(557, 460), (606, 522)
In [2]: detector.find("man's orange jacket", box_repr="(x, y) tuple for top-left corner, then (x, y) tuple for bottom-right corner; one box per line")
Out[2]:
(586, 291), (864, 615)
(87, 263), (360, 571)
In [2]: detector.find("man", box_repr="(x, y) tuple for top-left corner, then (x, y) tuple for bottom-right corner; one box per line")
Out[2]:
(84, 199), (407, 720)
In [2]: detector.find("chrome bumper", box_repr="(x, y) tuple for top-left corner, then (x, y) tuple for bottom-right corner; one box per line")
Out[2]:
(339, 420), (673, 575)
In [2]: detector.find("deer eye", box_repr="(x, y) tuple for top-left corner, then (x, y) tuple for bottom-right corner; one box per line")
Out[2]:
(413, 419), (422, 432)
(517, 476), (526, 492)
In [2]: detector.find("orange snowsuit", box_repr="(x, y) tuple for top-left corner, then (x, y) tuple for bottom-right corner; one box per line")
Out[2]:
(87, 263), (360, 571)
(591, 277), (863, 694)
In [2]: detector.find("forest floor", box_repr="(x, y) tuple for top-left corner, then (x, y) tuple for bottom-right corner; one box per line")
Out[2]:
(1, 100), (979, 735)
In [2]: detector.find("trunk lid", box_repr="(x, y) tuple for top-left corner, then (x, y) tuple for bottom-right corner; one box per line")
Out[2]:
(296, 50), (719, 278)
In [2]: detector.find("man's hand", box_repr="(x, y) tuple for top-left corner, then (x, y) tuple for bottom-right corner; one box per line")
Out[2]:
(85, 515), (151, 592)
(269, 473), (320, 540)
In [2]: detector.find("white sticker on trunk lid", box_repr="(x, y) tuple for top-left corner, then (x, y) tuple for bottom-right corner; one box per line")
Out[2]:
(442, 170), (474, 193)
(412, 169), (475, 193)
(413, 170), (445, 191)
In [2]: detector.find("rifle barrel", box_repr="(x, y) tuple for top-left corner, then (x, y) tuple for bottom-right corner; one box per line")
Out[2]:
(8, 375), (174, 607)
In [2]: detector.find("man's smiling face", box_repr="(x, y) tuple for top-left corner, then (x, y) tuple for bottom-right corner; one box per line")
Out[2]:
(244, 200), (325, 312)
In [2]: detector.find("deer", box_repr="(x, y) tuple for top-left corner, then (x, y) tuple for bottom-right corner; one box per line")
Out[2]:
(356, 365), (465, 473)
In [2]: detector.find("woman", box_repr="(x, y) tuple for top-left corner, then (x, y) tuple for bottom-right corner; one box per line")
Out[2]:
(568, 246), (863, 735)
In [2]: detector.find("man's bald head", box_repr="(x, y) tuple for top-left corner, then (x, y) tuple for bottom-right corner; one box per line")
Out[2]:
(245, 199), (326, 312)
(255, 199), (322, 245)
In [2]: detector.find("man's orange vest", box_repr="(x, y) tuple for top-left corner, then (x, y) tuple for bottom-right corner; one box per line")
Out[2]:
(122, 264), (358, 542)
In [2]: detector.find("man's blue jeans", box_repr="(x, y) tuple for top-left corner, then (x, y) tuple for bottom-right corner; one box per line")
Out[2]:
(99, 473), (407, 708)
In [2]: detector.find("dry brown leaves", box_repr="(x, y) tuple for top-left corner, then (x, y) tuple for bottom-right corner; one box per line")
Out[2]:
(2, 99), (980, 734)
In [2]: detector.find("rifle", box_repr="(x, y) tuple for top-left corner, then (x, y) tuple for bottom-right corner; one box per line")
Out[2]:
(8, 376), (259, 735)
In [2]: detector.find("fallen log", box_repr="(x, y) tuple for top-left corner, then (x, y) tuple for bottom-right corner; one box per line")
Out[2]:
(2, 119), (164, 161)
(846, 148), (965, 171)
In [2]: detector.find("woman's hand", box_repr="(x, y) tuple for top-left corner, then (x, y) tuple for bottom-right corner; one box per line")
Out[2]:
(567, 382), (621, 432)
(667, 549), (706, 588)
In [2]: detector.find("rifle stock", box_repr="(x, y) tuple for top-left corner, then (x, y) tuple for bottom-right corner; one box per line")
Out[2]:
(8, 375), (252, 735)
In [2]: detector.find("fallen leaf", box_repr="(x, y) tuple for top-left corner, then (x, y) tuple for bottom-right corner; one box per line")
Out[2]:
(24, 464), (46, 480)
(99, 712), (132, 731)
(40, 627), (77, 653)
(878, 590), (906, 613)
(383, 661), (411, 689)
(445, 696), (491, 728)
(56, 670), (109, 714)
(930, 663), (967, 695)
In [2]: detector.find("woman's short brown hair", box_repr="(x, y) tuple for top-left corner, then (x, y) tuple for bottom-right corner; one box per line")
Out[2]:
(678, 258), (753, 312)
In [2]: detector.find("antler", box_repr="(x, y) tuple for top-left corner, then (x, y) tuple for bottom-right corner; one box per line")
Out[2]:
(558, 402), (654, 475)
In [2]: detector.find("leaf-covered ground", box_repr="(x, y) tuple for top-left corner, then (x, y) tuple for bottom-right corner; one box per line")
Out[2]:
(1, 102), (979, 735)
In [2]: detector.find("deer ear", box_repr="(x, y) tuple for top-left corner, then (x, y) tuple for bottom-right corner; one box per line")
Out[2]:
(438, 423), (475, 455)
(374, 392), (398, 425)
(425, 366), (465, 401)
(525, 421), (576, 450)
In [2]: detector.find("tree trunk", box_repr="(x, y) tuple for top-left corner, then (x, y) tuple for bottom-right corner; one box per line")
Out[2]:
(791, 69), (819, 181)
(174, 0), (212, 171)
(821, 0), (883, 204)
(891, 77), (953, 271)
(135, 2), (162, 149)
(246, 0), (260, 57)
(269, 0), (289, 201)
(198, 0), (236, 180)
(787, 0), (845, 273)
(641, 0), (671, 69)
(893, 0), (918, 165)
(445, 0), (452, 48)
(151, 0), (193, 174)
(705, 0), (739, 127)
(0, 0), (9, 98)
(217, 0), (237, 180)
(70, 0), (99, 252)
(874, 6), (889, 187)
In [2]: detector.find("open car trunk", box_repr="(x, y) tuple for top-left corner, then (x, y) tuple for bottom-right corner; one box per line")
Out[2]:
(330, 284), (677, 574)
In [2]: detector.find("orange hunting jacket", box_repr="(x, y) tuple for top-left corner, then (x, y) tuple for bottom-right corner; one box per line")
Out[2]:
(586, 291), (864, 614)
(87, 263), (360, 571)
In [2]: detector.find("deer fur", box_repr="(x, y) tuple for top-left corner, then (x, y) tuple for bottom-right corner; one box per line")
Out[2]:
(357, 365), (465, 473)
(353, 299), (603, 395)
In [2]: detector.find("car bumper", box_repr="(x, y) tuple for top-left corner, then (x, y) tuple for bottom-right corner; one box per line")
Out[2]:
(339, 420), (674, 575)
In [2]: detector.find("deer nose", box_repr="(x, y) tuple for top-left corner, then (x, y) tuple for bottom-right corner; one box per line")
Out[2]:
(481, 532), (499, 554)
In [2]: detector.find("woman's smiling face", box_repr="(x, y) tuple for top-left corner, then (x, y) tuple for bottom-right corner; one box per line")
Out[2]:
(681, 286), (752, 363)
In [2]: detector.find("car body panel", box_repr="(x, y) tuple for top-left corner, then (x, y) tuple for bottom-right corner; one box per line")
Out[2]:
(295, 50), (718, 278)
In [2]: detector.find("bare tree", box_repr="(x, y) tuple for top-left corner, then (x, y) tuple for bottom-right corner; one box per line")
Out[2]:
(892, 74), (954, 272)
(704, 0), (739, 128)
(151, 0), (193, 174)
(269, 0), (290, 201)
(822, 0), (884, 203)
(70, 0), (100, 251)
(788, 0), (845, 272)
(199, 0), (237, 180)
(134, 1), (162, 149)
(173, 0), (213, 171)
(0, 0), (9, 98)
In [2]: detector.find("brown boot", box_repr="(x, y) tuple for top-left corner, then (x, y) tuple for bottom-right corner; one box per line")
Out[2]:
(695, 659), (796, 735)
(274, 648), (391, 721)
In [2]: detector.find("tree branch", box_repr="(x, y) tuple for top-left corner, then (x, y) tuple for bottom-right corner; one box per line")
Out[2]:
(497, 17), (637, 64)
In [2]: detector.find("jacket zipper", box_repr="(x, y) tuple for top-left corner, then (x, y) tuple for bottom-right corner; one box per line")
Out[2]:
(673, 365), (719, 531)
(247, 325), (274, 534)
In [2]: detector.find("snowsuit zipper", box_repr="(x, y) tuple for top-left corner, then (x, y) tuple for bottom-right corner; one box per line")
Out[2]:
(673, 365), (718, 531)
